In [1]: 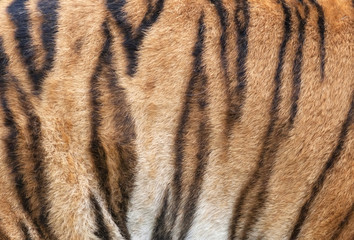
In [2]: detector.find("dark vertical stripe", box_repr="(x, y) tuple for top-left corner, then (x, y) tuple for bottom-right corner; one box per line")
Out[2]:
(228, 1), (292, 239)
(229, 0), (249, 123)
(91, 194), (111, 240)
(7, 0), (58, 94)
(151, 14), (206, 240)
(12, 77), (52, 239)
(151, 189), (170, 240)
(210, 0), (229, 74)
(106, 0), (165, 76)
(0, 38), (32, 231)
(330, 204), (354, 240)
(309, 0), (325, 80)
(38, 0), (59, 73)
(178, 16), (209, 240)
(239, 1), (293, 238)
(89, 21), (112, 233)
(105, 21), (137, 240)
(290, 5), (309, 126)
(20, 222), (32, 240)
(1, 38), (51, 238)
(290, 94), (354, 240)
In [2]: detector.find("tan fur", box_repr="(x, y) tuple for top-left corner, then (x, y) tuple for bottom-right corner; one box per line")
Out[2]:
(0, 0), (353, 239)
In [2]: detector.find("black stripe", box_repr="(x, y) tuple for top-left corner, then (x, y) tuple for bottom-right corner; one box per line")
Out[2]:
(106, 0), (165, 76)
(308, 0), (325, 80)
(38, 0), (59, 75)
(12, 77), (52, 239)
(210, 0), (229, 74)
(90, 21), (112, 231)
(0, 38), (32, 228)
(151, 189), (170, 240)
(239, 1), (293, 238)
(290, 5), (309, 126)
(330, 204), (354, 240)
(91, 194), (111, 240)
(228, 1), (292, 238)
(7, 0), (58, 94)
(290, 94), (354, 240)
(104, 21), (137, 240)
(151, 14), (206, 239)
(229, 0), (249, 124)
(178, 16), (209, 240)
(20, 222), (32, 240)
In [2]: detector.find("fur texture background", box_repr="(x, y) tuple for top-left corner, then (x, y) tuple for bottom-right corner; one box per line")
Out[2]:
(0, 0), (353, 239)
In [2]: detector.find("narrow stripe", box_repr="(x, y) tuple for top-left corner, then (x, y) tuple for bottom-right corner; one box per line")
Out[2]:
(290, 94), (354, 240)
(0, 38), (32, 228)
(20, 222), (32, 240)
(229, 0), (249, 123)
(91, 194), (111, 240)
(330, 204), (354, 240)
(1, 38), (51, 239)
(106, 0), (165, 76)
(151, 189), (170, 240)
(104, 21), (137, 240)
(228, 1), (292, 238)
(151, 14), (206, 239)
(7, 0), (58, 93)
(210, 0), (229, 74)
(12, 77), (52, 239)
(309, 0), (326, 80)
(290, 5), (309, 126)
(178, 16), (209, 240)
(239, 1), (293, 238)
(89, 22), (112, 230)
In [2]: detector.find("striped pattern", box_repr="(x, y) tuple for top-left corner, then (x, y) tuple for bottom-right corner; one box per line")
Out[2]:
(0, 0), (353, 239)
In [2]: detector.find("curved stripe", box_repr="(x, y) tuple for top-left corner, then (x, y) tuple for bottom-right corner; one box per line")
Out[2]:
(91, 194), (111, 240)
(7, 0), (58, 94)
(290, 4), (309, 126)
(330, 204), (354, 240)
(290, 93), (354, 239)
(229, 0), (249, 123)
(309, 0), (326, 80)
(106, 0), (165, 76)
(228, 1), (292, 238)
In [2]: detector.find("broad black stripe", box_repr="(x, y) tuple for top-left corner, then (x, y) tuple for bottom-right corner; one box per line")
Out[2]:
(290, 93), (354, 240)
(105, 21), (137, 240)
(20, 222), (32, 240)
(290, 5), (309, 126)
(151, 188), (170, 240)
(91, 194), (111, 240)
(106, 0), (165, 76)
(89, 21), (112, 234)
(309, 0), (326, 80)
(229, 0), (249, 123)
(228, 1), (292, 238)
(38, 0), (59, 75)
(151, 14), (206, 240)
(7, 0), (58, 94)
(178, 16), (209, 240)
(330, 204), (354, 240)
(239, 1), (293, 238)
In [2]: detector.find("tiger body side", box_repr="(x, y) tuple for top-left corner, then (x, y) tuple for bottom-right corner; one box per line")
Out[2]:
(0, 0), (353, 239)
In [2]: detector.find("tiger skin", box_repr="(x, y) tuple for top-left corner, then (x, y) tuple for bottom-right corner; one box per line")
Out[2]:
(0, 0), (353, 239)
